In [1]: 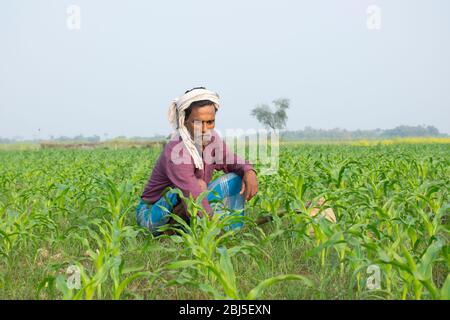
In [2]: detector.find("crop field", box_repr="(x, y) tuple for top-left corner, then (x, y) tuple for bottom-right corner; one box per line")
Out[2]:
(0, 142), (449, 300)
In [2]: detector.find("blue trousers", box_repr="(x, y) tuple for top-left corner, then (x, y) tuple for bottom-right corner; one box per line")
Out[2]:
(136, 173), (245, 234)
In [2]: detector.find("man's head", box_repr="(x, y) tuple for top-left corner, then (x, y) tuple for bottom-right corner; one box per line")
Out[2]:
(183, 87), (217, 147)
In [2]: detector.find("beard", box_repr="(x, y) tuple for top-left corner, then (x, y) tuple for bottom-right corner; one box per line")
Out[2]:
(193, 132), (212, 148)
(201, 133), (212, 145)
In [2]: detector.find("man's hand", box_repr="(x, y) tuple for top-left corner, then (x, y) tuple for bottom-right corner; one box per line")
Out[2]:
(240, 170), (258, 201)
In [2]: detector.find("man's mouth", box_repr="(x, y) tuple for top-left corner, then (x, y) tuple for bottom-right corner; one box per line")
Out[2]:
(193, 132), (212, 145)
(201, 135), (211, 144)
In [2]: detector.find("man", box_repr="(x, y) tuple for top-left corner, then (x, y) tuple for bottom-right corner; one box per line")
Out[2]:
(137, 87), (258, 235)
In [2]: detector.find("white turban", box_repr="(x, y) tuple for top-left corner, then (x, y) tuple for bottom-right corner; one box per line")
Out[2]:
(167, 88), (220, 170)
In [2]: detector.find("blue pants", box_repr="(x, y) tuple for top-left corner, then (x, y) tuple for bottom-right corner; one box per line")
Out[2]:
(136, 173), (245, 234)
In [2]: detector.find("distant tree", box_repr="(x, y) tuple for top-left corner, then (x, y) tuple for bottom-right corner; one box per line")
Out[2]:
(280, 124), (446, 141)
(86, 135), (100, 143)
(250, 98), (290, 133)
(426, 125), (440, 136)
(381, 125), (442, 138)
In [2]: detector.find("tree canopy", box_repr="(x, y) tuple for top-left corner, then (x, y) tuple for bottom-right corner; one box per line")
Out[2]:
(250, 98), (290, 132)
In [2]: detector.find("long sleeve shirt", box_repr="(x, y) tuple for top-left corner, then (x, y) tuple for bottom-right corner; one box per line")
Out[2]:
(141, 130), (254, 215)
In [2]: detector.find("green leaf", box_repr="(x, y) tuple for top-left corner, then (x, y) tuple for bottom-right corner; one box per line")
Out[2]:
(415, 240), (443, 281)
(306, 232), (346, 258)
(440, 274), (450, 300)
(114, 271), (150, 300)
(246, 274), (313, 300)
(218, 247), (237, 294)
(166, 260), (203, 270)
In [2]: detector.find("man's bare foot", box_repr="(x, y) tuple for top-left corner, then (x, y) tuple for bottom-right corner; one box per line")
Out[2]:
(309, 197), (337, 223)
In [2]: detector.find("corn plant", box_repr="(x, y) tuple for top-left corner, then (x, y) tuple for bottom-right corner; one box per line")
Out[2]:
(162, 189), (313, 299)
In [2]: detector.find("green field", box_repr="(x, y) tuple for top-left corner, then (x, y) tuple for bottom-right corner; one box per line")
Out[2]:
(0, 143), (449, 299)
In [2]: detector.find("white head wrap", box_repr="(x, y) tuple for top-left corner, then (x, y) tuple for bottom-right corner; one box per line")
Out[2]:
(167, 88), (220, 170)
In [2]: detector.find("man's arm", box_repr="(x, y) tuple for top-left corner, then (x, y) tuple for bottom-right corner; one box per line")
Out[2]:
(216, 139), (258, 201)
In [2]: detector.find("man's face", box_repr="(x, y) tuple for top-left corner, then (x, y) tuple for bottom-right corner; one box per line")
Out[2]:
(185, 105), (216, 147)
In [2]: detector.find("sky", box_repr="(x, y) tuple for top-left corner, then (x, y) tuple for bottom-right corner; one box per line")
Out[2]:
(1, 0), (449, 140)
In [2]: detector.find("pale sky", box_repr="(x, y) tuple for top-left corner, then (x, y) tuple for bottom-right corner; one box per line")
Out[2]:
(1, 0), (449, 139)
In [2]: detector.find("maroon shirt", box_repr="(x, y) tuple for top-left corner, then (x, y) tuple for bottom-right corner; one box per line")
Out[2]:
(141, 130), (254, 215)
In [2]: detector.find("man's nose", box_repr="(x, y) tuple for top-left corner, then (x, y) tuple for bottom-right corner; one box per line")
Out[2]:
(202, 122), (208, 133)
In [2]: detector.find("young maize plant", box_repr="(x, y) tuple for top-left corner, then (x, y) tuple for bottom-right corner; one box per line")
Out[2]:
(375, 238), (448, 299)
(38, 175), (156, 299)
(162, 189), (313, 300)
